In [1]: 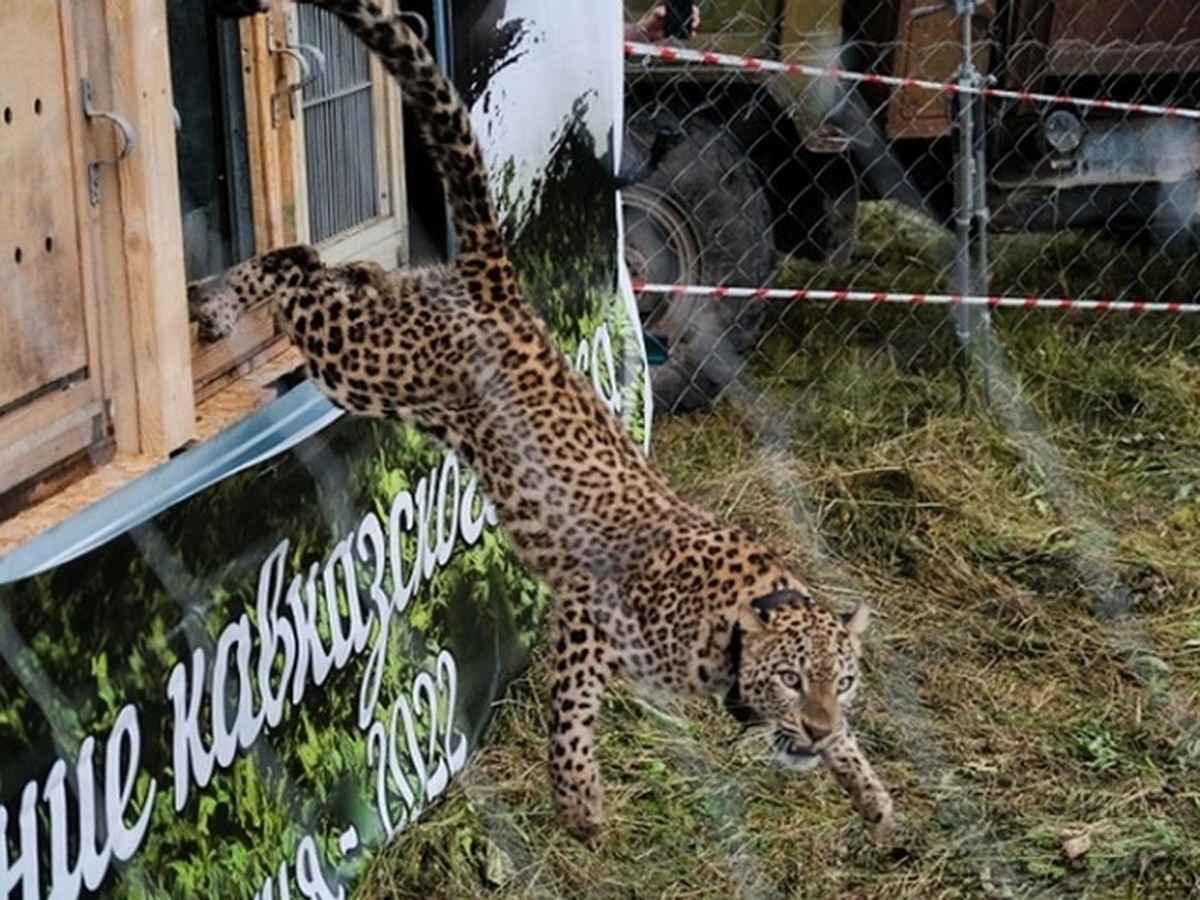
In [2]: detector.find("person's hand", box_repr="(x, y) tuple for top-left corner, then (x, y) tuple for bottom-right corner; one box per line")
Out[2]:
(623, 4), (701, 43)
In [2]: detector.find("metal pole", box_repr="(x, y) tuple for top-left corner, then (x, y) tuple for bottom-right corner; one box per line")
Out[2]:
(949, 0), (993, 403)
(965, 2), (994, 402)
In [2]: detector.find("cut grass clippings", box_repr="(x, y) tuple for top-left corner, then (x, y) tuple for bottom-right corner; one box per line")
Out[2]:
(359, 207), (1200, 898)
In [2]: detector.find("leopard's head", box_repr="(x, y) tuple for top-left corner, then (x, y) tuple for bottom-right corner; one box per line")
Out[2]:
(187, 276), (243, 343)
(727, 589), (871, 771)
(188, 245), (323, 342)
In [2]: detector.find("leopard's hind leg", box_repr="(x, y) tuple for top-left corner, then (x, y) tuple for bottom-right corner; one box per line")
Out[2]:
(546, 588), (617, 841)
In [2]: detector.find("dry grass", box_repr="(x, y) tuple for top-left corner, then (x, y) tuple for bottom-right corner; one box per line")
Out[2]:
(359, 210), (1200, 898)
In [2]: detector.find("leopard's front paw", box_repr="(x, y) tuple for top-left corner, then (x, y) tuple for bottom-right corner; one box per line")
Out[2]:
(862, 790), (896, 845)
(554, 795), (603, 843)
(868, 809), (896, 846)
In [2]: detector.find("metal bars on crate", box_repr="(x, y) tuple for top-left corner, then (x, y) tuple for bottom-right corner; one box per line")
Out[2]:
(299, 3), (380, 244)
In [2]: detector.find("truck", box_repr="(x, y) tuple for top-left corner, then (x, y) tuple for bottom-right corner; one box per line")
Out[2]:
(624, 0), (1200, 411)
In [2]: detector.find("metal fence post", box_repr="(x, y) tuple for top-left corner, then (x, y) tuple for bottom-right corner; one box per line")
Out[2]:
(939, 0), (994, 403)
(963, 0), (995, 404)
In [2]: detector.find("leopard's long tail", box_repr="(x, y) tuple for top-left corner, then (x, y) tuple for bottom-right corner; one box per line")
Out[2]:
(217, 0), (504, 266)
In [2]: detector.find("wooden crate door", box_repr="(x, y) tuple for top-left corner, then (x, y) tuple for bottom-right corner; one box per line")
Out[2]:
(1, 4), (90, 409)
(0, 2), (103, 491)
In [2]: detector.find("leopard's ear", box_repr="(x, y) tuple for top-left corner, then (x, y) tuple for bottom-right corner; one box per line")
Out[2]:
(261, 244), (322, 276)
(843, 604), (871, 637)
(751, 588), (806, 623)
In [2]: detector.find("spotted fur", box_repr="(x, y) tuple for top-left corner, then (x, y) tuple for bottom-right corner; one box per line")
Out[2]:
(203, 0), (893, 843)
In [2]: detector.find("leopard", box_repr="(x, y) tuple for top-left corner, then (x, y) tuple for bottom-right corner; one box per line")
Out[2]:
(188, 261), (271, 342)
(202, 0), (894, 844)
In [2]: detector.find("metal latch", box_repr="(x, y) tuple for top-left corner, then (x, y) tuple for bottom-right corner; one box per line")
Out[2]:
(81, 79), (136, 206)
(269, 13), (326, 126)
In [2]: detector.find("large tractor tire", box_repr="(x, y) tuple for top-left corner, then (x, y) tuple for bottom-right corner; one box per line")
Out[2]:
(622, 111), (775, 413)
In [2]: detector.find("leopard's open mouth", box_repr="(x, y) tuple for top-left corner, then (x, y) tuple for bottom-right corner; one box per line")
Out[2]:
(773, 731), (821, 771)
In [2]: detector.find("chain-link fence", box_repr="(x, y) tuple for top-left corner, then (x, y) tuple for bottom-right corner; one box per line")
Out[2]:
(623, 0), (1200, 415)
(617, 2), (1200, 892)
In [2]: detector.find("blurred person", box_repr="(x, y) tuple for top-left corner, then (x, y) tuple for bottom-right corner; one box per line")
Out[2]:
(624, 3), (700, 42)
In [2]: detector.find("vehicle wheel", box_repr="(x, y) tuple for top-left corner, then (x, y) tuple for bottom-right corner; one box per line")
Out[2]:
(622, 111), (775, 413)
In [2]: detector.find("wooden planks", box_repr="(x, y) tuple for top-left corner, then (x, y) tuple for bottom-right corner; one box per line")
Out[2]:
(243, 9), (289, 249)
(103, 0), (196, 455)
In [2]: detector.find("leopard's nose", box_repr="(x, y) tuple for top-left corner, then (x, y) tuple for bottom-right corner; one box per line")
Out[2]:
(804, 722), (832, 742)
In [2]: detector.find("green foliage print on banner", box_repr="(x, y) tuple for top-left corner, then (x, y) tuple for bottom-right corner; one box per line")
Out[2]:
(497, 96), (649, 447)
(0, 414), (554, 897)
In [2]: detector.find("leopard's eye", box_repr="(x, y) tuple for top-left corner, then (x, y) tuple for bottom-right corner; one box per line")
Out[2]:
(836, 674), (855, 694)
(777, 670), (802, 689)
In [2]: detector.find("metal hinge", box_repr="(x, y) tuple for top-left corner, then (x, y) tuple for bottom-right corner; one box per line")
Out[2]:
(81, 79), (136, 206)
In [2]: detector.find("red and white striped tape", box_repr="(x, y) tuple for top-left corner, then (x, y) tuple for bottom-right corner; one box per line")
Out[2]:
(631, 281), (1200, 315)
(625, 42), (1200, 123)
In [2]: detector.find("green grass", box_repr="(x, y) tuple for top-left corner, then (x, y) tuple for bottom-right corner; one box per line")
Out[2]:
(358, 207), (1200, 898)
